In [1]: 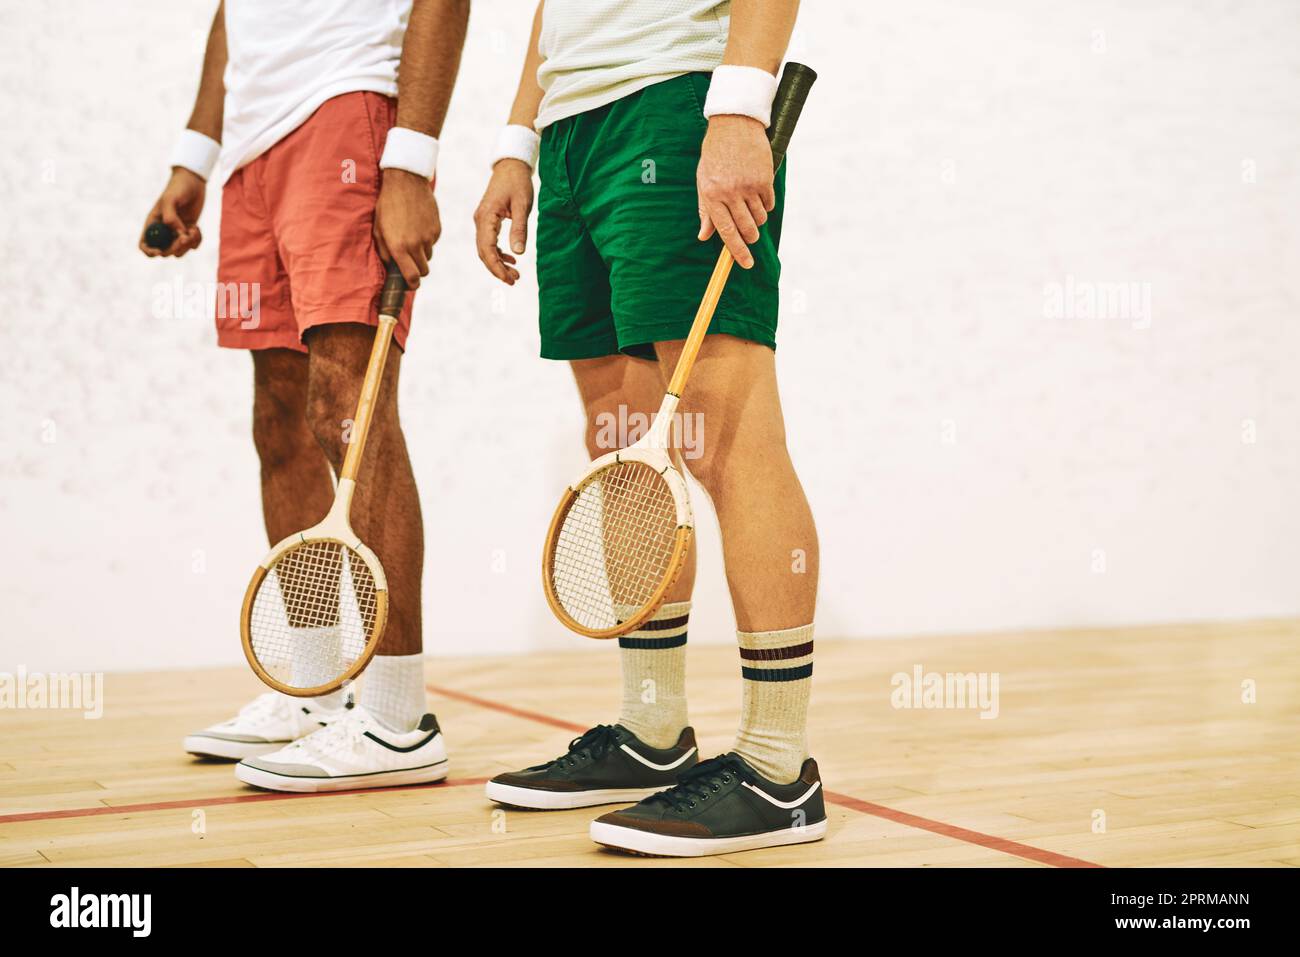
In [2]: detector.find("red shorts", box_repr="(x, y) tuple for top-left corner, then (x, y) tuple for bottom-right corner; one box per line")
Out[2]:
(215, 91), (415, 352)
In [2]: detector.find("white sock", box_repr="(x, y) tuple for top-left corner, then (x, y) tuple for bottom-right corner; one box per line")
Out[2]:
(360, 654), (427, 732)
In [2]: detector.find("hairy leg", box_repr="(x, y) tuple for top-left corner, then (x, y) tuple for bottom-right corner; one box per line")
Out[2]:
(654, 334), (818, 631)
(570, 354), (697, 603)
(250, 349), (334, 545)
(304, 324), (424, 656)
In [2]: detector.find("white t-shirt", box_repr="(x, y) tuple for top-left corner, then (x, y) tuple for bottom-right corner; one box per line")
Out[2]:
(215, 0), (412, 184)
(535, 0), (731, 131)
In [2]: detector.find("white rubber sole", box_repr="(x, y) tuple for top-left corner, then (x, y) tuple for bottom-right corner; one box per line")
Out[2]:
(590, 818), (828, 857)
(184, 735), (287, 761)
(235, 760), (449, 793)
(485, 780), (666, 810)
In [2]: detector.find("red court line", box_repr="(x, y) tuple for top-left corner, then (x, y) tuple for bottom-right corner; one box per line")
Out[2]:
(425, 683), (1103, 869)
(0, 777), (489, 826)
(426, 684), (587, 733)
(823, 791), (1100, 868)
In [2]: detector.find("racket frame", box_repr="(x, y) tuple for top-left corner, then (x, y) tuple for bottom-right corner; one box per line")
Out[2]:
(241, 268), (406, 696)
(239, 470), (391, 698)
(542, 394), (695, 639)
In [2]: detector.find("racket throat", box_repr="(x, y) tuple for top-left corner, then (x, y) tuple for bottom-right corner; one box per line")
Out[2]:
(644, 394), (681, 451)
(320, 478), (358, 535)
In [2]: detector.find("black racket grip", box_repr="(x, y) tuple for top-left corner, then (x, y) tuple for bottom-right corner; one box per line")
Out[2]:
(379, 260), (409, 317)
(144, 220), (176, 250)
(768, 62), (818, 171)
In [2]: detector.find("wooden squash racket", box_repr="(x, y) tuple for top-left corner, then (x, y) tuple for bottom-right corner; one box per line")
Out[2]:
(241, 263), (408, 695)
(543, 62), (818, 639)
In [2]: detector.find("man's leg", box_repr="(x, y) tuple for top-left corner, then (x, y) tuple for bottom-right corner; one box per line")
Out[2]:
(655, 334), (818, 784)
(303, 323), (426, 732)
(182, 348), (350, 761)
(572, 355), (697, 747)
(521, 65), (821, 850)
(252, 347), (353, 697)
(587, 334), (824, 856)
(250, 349), (334, 546)
(653, 335), (817, 629)
(560, 263), (831, 852)
(235, 320), (448, 791)
(483, 355), (702, 810)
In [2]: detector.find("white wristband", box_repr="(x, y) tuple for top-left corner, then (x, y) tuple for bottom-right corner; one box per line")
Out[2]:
(380, 127), (440, 180)
(702, 65), (780, 128)
(490, 124), (541, 170)
(169, 129), (221, 181)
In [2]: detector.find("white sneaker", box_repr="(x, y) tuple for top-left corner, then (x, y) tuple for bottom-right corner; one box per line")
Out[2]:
(234, 705), (449, 793)
(183, 691), (351, 760)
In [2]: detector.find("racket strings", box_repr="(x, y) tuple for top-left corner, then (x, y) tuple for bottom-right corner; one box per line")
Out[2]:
(551, 461), (681, 631)
(247, 540), (379, 689)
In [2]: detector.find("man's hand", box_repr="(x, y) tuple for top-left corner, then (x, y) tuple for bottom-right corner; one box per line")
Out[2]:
(474, 159), (534, 285)
(696, 114), (774, 269)
(375, 169), (440, 288)
(139, 168), (206, 258)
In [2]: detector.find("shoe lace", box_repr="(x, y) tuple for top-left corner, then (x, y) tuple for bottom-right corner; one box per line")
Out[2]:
(539, 724), (622, 770)
(295, 709), (369, 757)
(645, 754), (750, 813)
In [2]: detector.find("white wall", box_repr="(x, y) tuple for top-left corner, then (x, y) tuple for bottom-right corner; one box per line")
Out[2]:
(2, 1), (1298, 673)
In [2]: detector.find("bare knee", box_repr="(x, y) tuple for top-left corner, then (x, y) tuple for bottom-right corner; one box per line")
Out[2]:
(659, 338), (790, 496)
(253, 397), (305, 472)
(304, 325), (391, 470)
(251, 351), (311, 471)
(306, 360), (392, 471)
(681, 431), (727, 494)
(303, 388), (346, 470)
(570, 355), (663, 461)
(680, 394), (790, 498)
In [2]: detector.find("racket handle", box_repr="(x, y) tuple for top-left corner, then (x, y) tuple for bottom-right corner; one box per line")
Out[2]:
(144, 221), (176, 250)
(768, 62), (818, 171)
(663, 62), (817, 399)
(379, 260), (410, 318)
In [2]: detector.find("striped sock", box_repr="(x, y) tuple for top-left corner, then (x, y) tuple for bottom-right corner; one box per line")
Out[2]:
(616, 601), (691, 749)
(734, 623), (814, 784)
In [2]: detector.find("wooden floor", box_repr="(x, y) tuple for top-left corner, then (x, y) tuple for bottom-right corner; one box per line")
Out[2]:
(2, 619), (1298, 868)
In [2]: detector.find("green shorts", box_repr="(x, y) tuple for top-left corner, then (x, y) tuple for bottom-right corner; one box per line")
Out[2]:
(536, 72), (786, 361)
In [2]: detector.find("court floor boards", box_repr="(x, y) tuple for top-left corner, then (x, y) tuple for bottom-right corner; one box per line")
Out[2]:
(2, 619), (1296, 868)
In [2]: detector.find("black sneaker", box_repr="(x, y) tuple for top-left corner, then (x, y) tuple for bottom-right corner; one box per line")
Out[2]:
(589, 752), (827, 856)
(485, 724), (698, 810)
